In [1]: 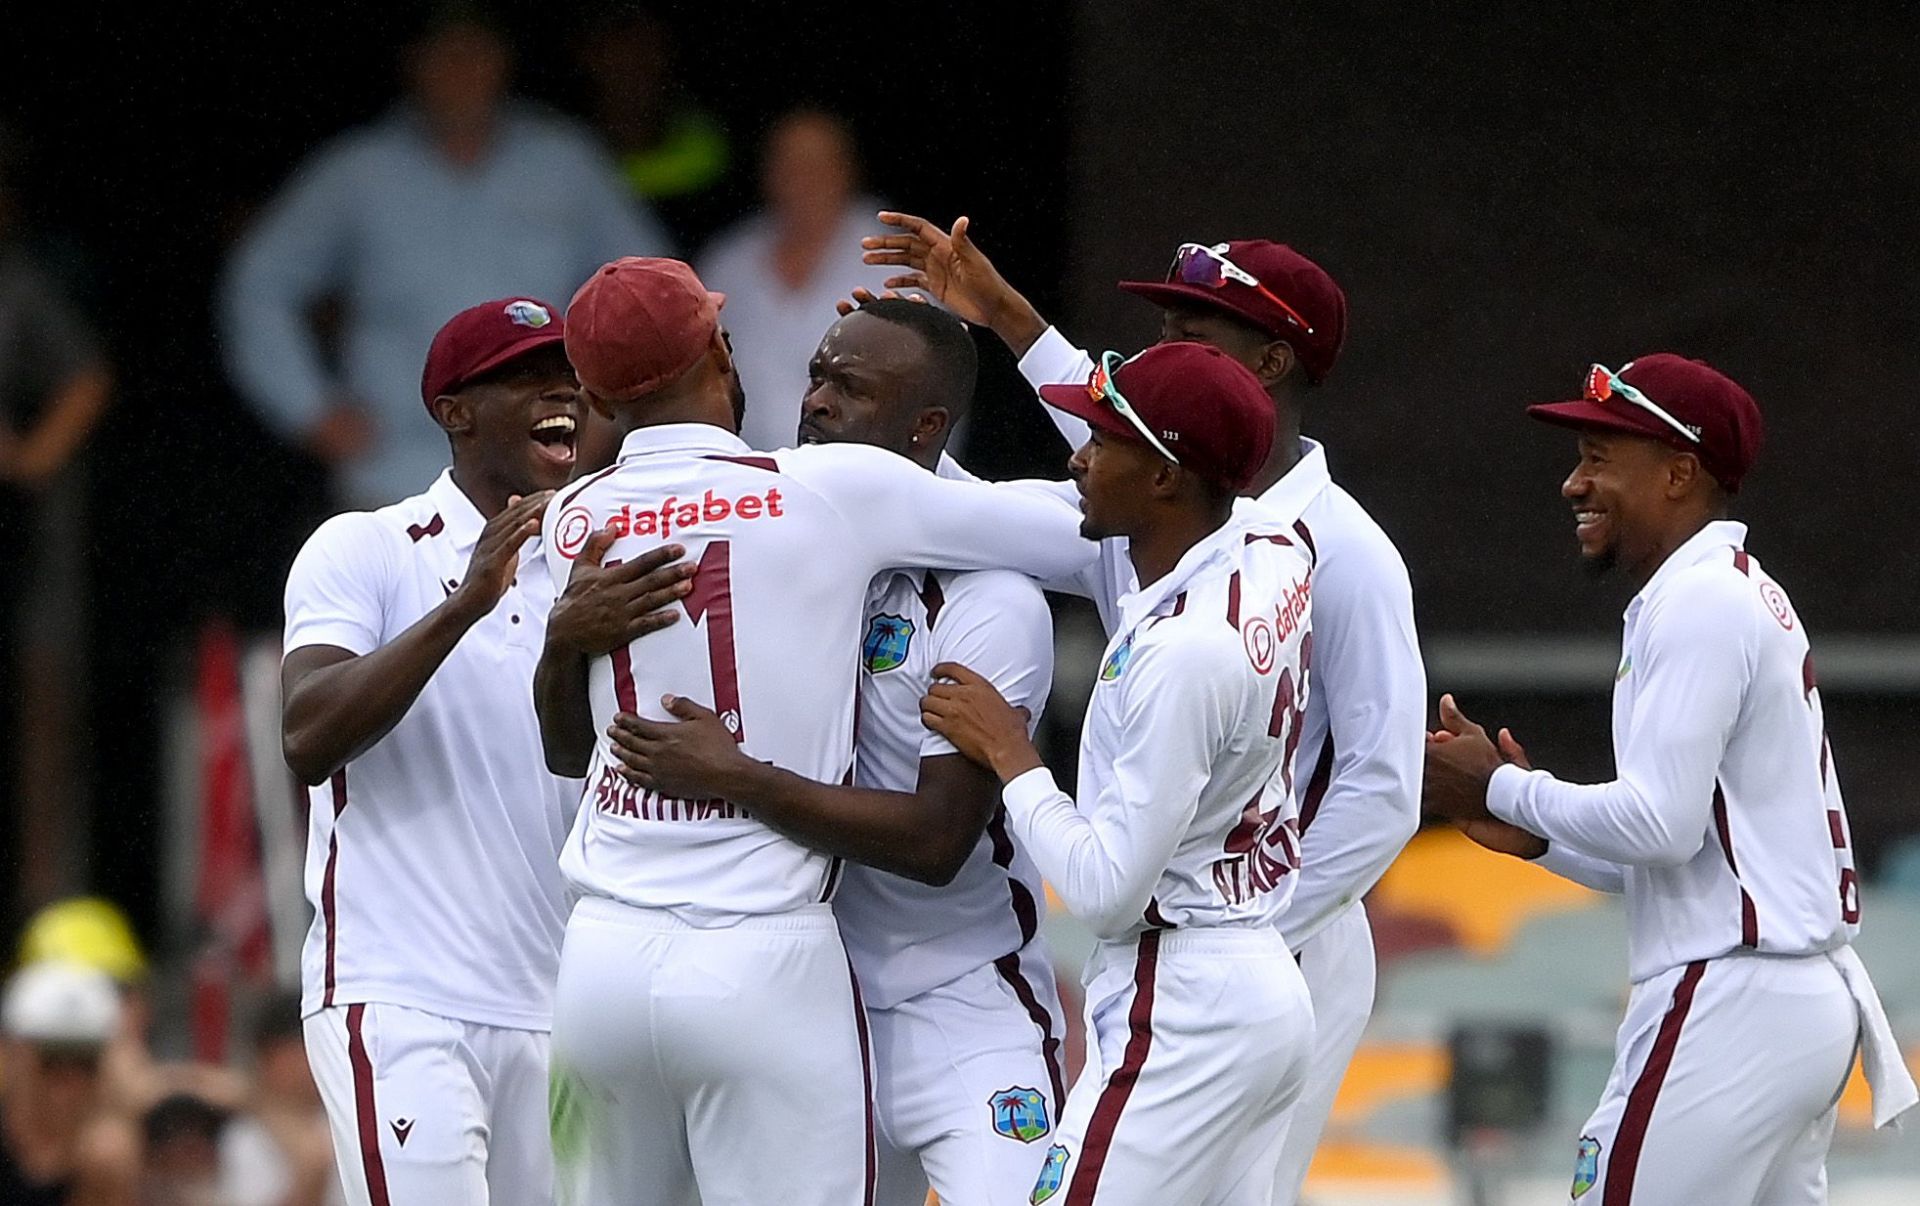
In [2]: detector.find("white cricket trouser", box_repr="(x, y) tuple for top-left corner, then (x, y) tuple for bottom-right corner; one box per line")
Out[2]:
(1568, 951), (1857, 1205)
(304, 1002), (552, 1206)
(1035, 926), (1315, 1206)
(1270, 901), (1377, 1204)
(548, 897), (873, 1206)
(868, 949), (1068, 1206)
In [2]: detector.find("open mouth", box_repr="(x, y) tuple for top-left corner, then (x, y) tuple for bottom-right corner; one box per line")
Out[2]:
(1573, 508), (1605, 540)
(530, 414), (577, 468)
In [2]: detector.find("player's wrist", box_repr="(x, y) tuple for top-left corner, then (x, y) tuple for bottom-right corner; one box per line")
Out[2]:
(994, 298), (1048, 359)
(988, 738), (1044, 785)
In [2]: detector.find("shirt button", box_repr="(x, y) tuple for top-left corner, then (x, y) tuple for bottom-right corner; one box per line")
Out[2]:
(511, 615), (521, 624)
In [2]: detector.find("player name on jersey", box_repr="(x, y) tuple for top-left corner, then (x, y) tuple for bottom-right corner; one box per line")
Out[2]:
(587, 764), (742, 822)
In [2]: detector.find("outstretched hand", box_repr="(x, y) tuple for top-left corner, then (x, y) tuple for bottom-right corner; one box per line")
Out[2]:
(452, 491), (554, 620)
(861, 212), (1045, 350)
(920, 662), (1040, 783)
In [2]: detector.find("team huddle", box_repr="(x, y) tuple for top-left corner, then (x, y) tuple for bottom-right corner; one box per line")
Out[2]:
(278, 215), (1915, 1206)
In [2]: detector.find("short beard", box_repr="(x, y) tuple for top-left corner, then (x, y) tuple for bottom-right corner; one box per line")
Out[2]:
(1580, 545), (1618, 579)
(729, 375), (748, 435)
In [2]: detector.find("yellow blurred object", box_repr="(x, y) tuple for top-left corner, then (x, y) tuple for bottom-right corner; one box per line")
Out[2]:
(17, 897), (148, 983)
(1328, 1041), (1450, 1123)
(1837, 1050), (1920, 1129)
(1305, 1138), (1449, 1186)
(1373, 827), (1596, 955)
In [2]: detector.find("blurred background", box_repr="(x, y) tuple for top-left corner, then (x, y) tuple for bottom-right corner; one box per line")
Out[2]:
(0, 2), (1914, 1202)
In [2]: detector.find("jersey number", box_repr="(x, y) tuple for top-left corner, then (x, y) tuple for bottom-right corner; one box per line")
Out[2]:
(611, 540), (745, 742)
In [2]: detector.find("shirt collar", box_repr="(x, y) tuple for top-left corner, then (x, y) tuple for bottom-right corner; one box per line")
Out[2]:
(1116, 513), (1252, 633)
(617, 422), (753, 461)
(1628, 519), (1749, 616)
(424, 469), (488, 550)
(1253, 437), (1333, 524)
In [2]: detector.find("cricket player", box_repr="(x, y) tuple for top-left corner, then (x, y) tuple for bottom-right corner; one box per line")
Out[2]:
(1423, 355), (1917, 1204)
(598, 297), (1067, 1206)
(280, 298), (687, 1204)
(926, 341), (1318, 1206)
(863, 215), (1423, 1197)
(531, 259), (1096, 1206)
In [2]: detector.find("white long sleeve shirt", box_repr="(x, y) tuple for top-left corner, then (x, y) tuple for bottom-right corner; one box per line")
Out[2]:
(1016, 327), (1424, 947)
(540, 424), (1094, 924)
(1488, 521), (1861, 983)
(1001, 511), (1316, 941)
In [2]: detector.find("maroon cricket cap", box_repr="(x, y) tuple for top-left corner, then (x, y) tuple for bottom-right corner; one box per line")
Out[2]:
(419, 297), (566, 411)
(1118, 240), (1348, 383)
(1038, 342), (1275, 492)
(565, 257), (727, 402)
(1527, 353), (1765, 492)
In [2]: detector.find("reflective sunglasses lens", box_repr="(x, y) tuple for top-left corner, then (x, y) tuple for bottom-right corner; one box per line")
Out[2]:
(1584, 365), (1613, 402)
(1172, 247), (1226, 288)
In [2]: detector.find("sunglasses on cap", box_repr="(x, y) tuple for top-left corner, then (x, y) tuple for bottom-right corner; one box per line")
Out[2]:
(1585, 363), (1701, 446)
(1168, 243), (1315, 335)
(1089, 350), (1181, 465)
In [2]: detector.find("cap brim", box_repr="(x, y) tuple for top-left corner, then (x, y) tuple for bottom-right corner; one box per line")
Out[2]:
(451, 327), (569, 392)
(1117, 279), (1279, 335)
(1526, 399), (1674, 443)
(1037, 381), (1141, 444)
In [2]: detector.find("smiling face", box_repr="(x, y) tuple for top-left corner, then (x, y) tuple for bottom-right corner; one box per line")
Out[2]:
(1561, 430), (1699, 576)
(1067, 426), (1167, 541)
(438, 343), (582, 495)
(798, 311), (943, 457)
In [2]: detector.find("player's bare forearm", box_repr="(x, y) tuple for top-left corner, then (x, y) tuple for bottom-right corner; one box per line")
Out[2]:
(610, 702), (996, 885)
(726, 754), (996, 886)
(533, 640), (597, 777)
(281, 593), (488, 785)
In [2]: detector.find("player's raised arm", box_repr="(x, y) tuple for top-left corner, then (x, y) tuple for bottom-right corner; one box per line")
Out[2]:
(282, 493), (549, 784)
(863, 211), (1097, 451)
(863, 212), (1049, 355)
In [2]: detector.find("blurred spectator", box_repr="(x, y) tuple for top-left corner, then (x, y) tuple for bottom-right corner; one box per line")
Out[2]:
(698, 108), (894, 450)
(0, 122), (112, 921)
(0, 962), (140, 1204)
(219, 8), (671, 508)
(19, 898), (245, 1122)
(217, 996), (340, 1206)
(576, 7), (731, 248)
(140, 1095), (225, 1206)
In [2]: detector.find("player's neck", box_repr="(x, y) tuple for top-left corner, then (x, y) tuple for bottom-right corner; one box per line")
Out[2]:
(1245, 402), (1303, 498)
(448, 461), (513, 520)
(1128, 505), (1231, 590)
(1625, 509), (1722, 589)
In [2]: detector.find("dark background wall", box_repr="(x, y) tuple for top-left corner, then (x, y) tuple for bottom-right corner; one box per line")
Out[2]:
(1059, 2), (1918, 635)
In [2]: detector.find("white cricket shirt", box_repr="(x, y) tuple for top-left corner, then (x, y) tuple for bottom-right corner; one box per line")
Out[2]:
(832, 568), (1055, 1010)
(1018, 326), (1425, 947)
(1489, 521), (1862, 983)
(283, 470), (578, 1029)
(539, 424), (1095, 925)
(1001, 510), (1317, 941)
